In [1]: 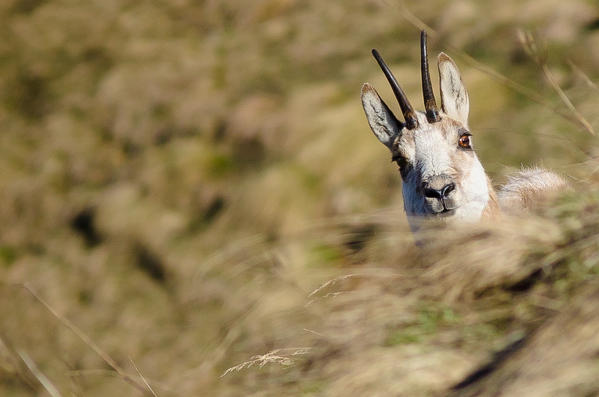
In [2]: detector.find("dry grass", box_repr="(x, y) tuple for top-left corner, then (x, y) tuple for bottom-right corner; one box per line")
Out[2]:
(0, 0), (598, 395)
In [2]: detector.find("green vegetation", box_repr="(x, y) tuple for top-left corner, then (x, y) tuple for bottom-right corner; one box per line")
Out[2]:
(1, 0), (599, 395)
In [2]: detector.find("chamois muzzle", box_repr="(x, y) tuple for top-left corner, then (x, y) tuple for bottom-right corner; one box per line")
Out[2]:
(423, 182), (455, 200)
(422, 176), (458, 214)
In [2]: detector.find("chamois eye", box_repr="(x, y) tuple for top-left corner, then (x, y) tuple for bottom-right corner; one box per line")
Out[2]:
(458, 134), (471, 149)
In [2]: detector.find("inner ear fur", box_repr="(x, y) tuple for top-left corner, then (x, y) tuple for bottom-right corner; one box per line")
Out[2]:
(361, 83), (403, 150)
(438, 53), (470, 127)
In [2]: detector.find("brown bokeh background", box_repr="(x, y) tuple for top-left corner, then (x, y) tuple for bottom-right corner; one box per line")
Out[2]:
(1, 0), (599, 395)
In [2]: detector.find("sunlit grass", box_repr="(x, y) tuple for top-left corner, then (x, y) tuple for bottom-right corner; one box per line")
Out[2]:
(0, 0), (598, 395)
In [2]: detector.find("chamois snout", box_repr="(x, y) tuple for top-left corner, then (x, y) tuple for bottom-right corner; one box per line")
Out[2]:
(421, 176), (458, 214)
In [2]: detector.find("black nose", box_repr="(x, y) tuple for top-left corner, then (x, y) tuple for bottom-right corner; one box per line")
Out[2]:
(423, 182), (455, 199)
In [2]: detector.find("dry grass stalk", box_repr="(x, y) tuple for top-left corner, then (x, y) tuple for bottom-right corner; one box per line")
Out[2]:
(130, 358), (158, 397)
(386, 0), (596, 135)
(22, 284), (155, 396)
(221, 347), (311, 378)
(17, 350), (63, 397)
(568, 61), (599, 92)
(518, 30), (595, 135)
(306, 270), (402, 305)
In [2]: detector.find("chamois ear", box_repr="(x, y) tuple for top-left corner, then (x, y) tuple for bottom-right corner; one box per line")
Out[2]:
(438, 53), (470, 127)
(361, 83), (403, 150)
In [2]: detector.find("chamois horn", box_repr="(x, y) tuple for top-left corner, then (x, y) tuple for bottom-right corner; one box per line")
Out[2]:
(371, 48), (419, 130)
(420, 30), (440, 123)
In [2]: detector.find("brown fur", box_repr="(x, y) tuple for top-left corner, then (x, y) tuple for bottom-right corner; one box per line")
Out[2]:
(498, 168), (569, 214)
(482, 178), (501, 219)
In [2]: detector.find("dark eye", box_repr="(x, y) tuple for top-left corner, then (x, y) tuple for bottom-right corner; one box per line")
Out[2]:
(458, 134), (472, 149)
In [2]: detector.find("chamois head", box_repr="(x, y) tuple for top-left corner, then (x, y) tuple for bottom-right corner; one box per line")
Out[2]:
(361, 31), (491, 231)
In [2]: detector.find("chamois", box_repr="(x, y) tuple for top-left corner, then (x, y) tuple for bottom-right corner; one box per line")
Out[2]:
(361, 31), (566, 232)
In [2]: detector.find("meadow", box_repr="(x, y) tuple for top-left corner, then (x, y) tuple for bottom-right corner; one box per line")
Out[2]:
(1, 0), (599, 395)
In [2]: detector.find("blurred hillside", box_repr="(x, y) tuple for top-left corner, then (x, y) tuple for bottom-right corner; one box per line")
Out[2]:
(1, 0), (599, 395)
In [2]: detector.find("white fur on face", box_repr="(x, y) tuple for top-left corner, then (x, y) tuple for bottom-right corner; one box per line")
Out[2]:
(399, 113), (489, 232)
(451, 155), (488, 221)
(413, 115), (453, 181)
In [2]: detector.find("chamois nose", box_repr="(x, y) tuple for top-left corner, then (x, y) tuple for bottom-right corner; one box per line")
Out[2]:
(423, 182), (455, 199)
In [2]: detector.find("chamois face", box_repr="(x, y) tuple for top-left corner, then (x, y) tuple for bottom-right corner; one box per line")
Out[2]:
(361, 49), (490, 231)
(389, 110), (489, 225)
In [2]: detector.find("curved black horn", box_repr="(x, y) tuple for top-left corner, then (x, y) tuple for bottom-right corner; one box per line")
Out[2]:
(371, 49), (419, 130)
(420, 31), (440, 123)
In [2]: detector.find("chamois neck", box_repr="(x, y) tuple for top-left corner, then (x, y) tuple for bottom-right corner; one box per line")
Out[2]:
(482, 176), (501, 219)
